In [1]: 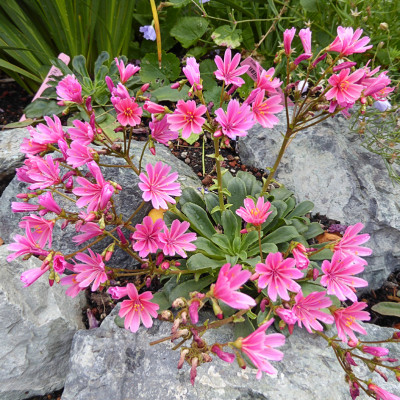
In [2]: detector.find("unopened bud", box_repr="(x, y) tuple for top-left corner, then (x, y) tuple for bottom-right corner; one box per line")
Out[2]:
(141, 83), (150, 93)
(116, 226), (128, 245)
(161, 261), (170, 270)
(145, 277), (152, 287)
(160, 310), (173, 321)
(86, 96), (93, 112)
(313, 268), (319, 281)
(177, 349), (189, 369)
(172, 298), (186, 309)
(379, 22), (388, 30)
(260, 298), (269, 312)
(181, 311), (188, 325)
(345, 351), (358, 366)
(202, 353), (212, 363)
(236, 353), (246, 369)
(171, 82), (180, 89)
(191, 328), (205, 348)
(190, 357), (198, 386)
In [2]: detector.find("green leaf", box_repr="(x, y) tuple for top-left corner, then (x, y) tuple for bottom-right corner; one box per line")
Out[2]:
(179, 187), (205, 210)
(199, 59), (218, 89)
(114, 315), (125, 328)
(211, 25), (242, 48)
(236, 171), (262, 197)
(151, 86), (189, 102)
(221, 210), (239, 242)
(268, 187), (293, 201)
(194, 237), (225, 258)
(303, 222), (324, 240)
(169, 275), (215, 302)
(72, 55), (89, 79)
(204, 193), (221, 225)
(24, 99), (61, 118)
(234, 315), (255, 340)
(263, 226), (299, 244)
(187, 253), (225, 271)
(290, 218), (309, 234)
(152, 291), (172, 311)
(300, 0), (318, 12)
(282, 196), (296, 217)
(182, 202), (216, 237)
(227, 177), (247, 216)
(210, 234), (232, 252)
(286, 201), (314, 219)
(94, 51), (110, 75)
(240, 231), (259, 251)
(309, 249), (333, 261)
(140, 52), (180, 87)
(170, 17), (209, 48)
(372, 302), (400, 317)
(4, 118), (37, 129)
(184, 132), (201, 145)
(0, 59), (42, 82)
(169, 0), (191, 8)
(248, 242), (278, 257)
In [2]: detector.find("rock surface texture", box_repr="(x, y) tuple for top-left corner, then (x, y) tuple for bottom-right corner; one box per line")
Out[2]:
(238, 112), (400, 288)
(0, 245), (86, 400)
(61, 307), (399, 400)
(0, 140), (200, 268)
(0, 128), (30, 193)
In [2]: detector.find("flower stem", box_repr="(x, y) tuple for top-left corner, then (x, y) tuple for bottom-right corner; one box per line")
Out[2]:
(138, 139), (149, 174)
(257, 226), (264, 263)
(213, 136), (225, 211)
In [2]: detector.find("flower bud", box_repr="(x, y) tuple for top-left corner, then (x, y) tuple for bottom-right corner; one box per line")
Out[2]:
(116, 226), (128, 245)
(361, 345), (389, 357)
(260, 298), (269, 312)
(211, 298), (223, 319)
(171, 82), (180, 89)
(379, 22), (389, 30)
(172, 298), (186, 309)
(161, 261), (170, 270)
(190, 357), (198, 386)
(345, 351), (358, 366)
(191, 328), (205, 348)
(177, 349), (189, 369)
(145, 277), (151, 287)
(87, 308), (99, 329)
(211, 345), (235, 363)
(189, 299), (200, 324)
(140, 83), (150, 93)
(160, 310), (173, 321)
(86, 96), (93, 112)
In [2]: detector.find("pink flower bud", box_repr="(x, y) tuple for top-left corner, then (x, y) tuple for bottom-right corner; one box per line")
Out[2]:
(116, 226), (128, 245)
(65, 176), (73, 190)
(90, 113), (96, 130)
(105, 76), (115, 92)
(140, 83), (150, 93)
(16, 193), (29, 199)
(196, 84), (203, 91)
(161, 261), (170, 270)
(313, 268), (319, 280)
(108, 286), (128, 299)
(283, 27), (296, 56)
(213, 129), (223, 138)
(171, 82), (180, 89)
(190, 357), (198, 386)
(191, 328), (205, 348)
(177, 349), (189, 369)
(260, 298), (269, 312)
(349, 381), (359, 400)
(360, 96), (367, 104)
(332, 61), (357, 72)
(250, 273), (259, 281)
(61, 220), (69, 230)
(345, 351), (358, 366)
(362, 346), (389, 357)
(145, 277), (152, 287)
(211, 345), (235, 363)
(312, 53), (327, 67)
(87, 308), (99, 329)
(392, 331), (400, 340)
(189, 299), (200, 324)
(150, 146), (156, 156)
(143, 101), (165, 114)
(240, 228), (248, 234)
(294, 53), (312, 65)
(156, 253), (164, 265)
(86, 96), (93, 112)
(227, 84), (239, 96)
(375, 368), (388, 382)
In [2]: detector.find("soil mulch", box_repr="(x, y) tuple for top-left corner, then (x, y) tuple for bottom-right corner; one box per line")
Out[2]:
(2, 75), (400, 397)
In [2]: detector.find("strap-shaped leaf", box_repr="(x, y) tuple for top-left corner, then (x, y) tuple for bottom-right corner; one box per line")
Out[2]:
(187, 253), (225, 271)
(303, 222), (324, 240)
(182, 202), (216, 238)
(204, 192), (221, 225)
(194, 237), (225, 259)
(179, 187), (205, 209)
(262, 226), (299, 244)
(286, 200), (314, 219)
(168, 275), (215, 303)
(221, 210), (239, 242)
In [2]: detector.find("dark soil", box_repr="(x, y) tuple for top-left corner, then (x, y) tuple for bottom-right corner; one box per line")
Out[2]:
(0, 73), (32, 128)
(25, 389), (63, 400)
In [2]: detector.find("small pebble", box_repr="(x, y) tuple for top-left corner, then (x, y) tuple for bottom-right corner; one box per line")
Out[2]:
(181, 151), (188, 158)
(185, 158), (190, 164)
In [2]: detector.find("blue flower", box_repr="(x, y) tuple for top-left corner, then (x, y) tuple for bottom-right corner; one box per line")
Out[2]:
(139, 25), (156, 41)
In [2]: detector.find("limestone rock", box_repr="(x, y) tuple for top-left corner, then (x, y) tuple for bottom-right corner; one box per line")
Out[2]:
(61, 306), (399, 400)
(0, 245), (86, 400)
(0, 141), (200, 268)
(238, 112), (400, 288)
(0, 128), (30, 193)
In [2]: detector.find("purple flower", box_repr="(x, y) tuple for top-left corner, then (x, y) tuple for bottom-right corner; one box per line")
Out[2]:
(140, 25), (156, 41)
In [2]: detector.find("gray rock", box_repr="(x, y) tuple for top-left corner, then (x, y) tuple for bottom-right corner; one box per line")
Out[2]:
(0, 141), (200, 268)
(61, 307), (399, 400)
(0, 245), (86, 400)
(238, 112), (400, 288)
(0, 128), (30, 193)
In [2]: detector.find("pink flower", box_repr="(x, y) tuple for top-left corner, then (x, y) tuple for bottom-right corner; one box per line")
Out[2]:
(53, 254), (67, 274)
(60, 274), (84, 297)
(67, 141), (96, 168)
(73, 161), (114, 212)
(211, 263), (256, 309)
(363, 71), (393, 99)
(255, 252), (303, 301)
(56, 74), (83, 103)
(27, 155), (61, 190)
(108, 286), (129, 299)
(7, 225), (48, 262)
(283, 27), (296, 55)
(11, 202), (40, 213)
(235, 318), (285, 378)
(251, 90), (283, 128)
(299, 28), (312, 54)
(111, 83), (131, 108)
(334, 223), (372, 264)
(149, 116), (178, 145)
(326, 68), (365, 107)
(115, 97), (142, 126)
(167, 100), (206, 139)
(333, 61), (357, 72)
(292, 243), (310, 270)
(362, 345), (389, 357)
(236, 196), (272, 226)
(183, 57), (201, 87)
(115, 57), (140, 83)
(275, 307), (298, 326)
(328, 26), (372, 56)
(321, 252), (368, 301)
(211, 345), (235, 363)
(132, 216), (165, 257)
(215, 99), (254, 139)
(72, 222), (104, 245)
(119, 283), (159, 332)
(138, 161), (181, 209)
(189, 299), (201, 324)
(256, 66), (282, 95)
(20, 137), (48, 155)
(368, 384), (400, 400)
(333, 301), (370, 343)
(38, 192), (62, 216)
(20, 264), (50, 287)
(143, 101), (165, 114)
(29, 115), (65, 144)
(20, 214), (55, 248)
(158, 220), (197, 258)
(214, 48), (249, 87)
(292, 291), (334, 333)
(74, 248), (108, 291)
(68, 120), (95, 145)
